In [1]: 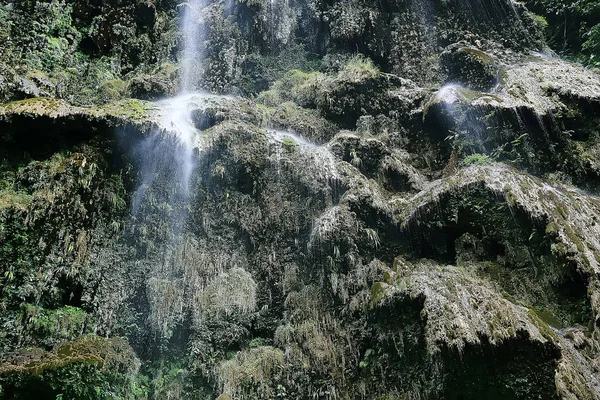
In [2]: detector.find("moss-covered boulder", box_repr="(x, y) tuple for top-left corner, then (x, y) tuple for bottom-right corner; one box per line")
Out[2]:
(0, 335), (140, 399)
(440, 44), (499, 91)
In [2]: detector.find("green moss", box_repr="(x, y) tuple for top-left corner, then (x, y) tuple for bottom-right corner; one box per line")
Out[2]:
(370, 282), (388, 307)
(97, 98), (154, 125)
(19, 304), (90, 346)
(0, 335), (140, 399)
(545, 222), (559, 237)
(459, 47), (495, 64)
(527, 309), (559, 341)
(531, 308), (563, 329)
(282, 137), (297, 147)
(98, 79), (128, 102)
(0, 190), (32, 211)
(338, 54), (381, 82)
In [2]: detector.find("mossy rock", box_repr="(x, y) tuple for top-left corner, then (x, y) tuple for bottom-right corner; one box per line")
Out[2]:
(128, 66), (178, 101)
(440, 44), (499, 91)
(0, 335), (140, 399)
(0, 97), (156, 130)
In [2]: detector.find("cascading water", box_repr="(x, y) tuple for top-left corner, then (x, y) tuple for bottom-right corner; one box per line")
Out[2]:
(130, 0), (207, 230)
(266, 129), (340, 183)
(123, 0), (216, 343)
(180, 0), (206, 93)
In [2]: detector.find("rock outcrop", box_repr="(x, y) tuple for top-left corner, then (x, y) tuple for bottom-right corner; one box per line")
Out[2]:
(1, 0), (600, 399)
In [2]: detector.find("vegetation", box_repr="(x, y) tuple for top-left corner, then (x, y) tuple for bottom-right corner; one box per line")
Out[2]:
(526, 0), (600, 66)
(462, 153), (492, 166)
(0, 335), (141, 399)
(1, 0), (600, 399)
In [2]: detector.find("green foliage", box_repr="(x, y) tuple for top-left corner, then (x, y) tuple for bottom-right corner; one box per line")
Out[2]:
(218, 346), (285, 399)
(525, 0), (600, 65)
(462, 154), (493, 166)
(0, 146), (127, 354)
(0, 335), (140, 400)
(18, 304), (90, 348)
(0, 0), (178, 103)
(527, 12), (549, 30)
(238, 43), (321, 95)
(583, 24), (600, 65)
(337, 54), (380, 82)
(98, 79), (128, 102)
(146, 361), (187, 400)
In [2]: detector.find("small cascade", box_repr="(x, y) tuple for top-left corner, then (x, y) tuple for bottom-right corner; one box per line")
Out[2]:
(266, 129), (340, 184)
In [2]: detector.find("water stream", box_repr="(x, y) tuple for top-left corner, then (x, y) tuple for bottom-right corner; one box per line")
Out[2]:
(130, 1), (208, 227)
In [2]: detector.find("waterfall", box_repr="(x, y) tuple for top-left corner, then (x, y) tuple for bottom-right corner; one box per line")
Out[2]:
(130, 1), (207, 230)
(180, 0), (205, 93)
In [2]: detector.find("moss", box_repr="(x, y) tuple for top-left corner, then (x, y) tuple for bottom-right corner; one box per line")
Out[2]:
(545, 221), (559, 238)
(282, 137), (297, 147)
(98, 79), (128, 102)
(531, 308), (563, 329)
(98, 98), (153, 123)
(459, 48), (495, 64)
(218, 346), (285, 399)
(0, 335), (140, 399)
(564, 226), (585, 253)
(370, 282), (388, 307)
(0, 190), (32, 211)
(337, 54), (381, 82)
(19, 304), (90, 347)
(527, 309), (559, 341)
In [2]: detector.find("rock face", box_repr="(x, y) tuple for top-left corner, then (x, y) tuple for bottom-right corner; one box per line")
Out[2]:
(1, 1), (600, 400)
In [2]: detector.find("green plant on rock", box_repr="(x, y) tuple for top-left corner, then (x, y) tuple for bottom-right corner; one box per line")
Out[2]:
(525, 0), (600, 65)
(338, 54), (380, 82)
(462, 153), (492, 166)
(490, 134), (528, 164)
(218, 346), (285, 399)
(18, 304), (90, 348)
(98, 79), (128, 102)
(282, 137), (297, 148)
(583, 24), (600, 66)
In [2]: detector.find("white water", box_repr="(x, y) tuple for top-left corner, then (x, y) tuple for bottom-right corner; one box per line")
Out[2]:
(266, 129), (340, 183)
(435, 83), (466, 105)
(131, 1), (208, 218)
(180, 0), (206, 93)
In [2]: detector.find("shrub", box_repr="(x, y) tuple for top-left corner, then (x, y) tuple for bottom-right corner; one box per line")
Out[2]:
(338, 54), (380, 82)
(525, 0), (600, 65)
(218, 346), (285, 399)
(583, 24), (600, 66)
(462, 154), (492, 166)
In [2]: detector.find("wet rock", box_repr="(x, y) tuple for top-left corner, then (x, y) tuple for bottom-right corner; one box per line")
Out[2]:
(191, 107), (220, 131)
(392, 165), (600, 332)
(440, 44), (499, 91)
(331, 131), (426, 192)
(128, 70), (177, 101)
(0, 97), (156, 159)
(135, 1), (158, 30)
(0, 97), (156, 127)
(0, 335), (140, 398)
(374, 259), (562, 398)
(422, 57), (600, 186)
